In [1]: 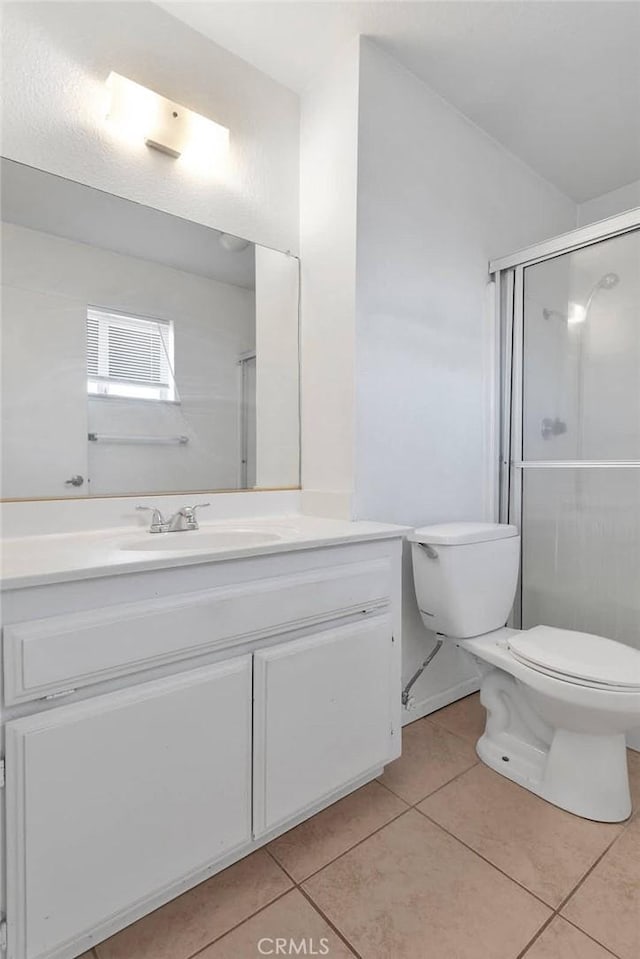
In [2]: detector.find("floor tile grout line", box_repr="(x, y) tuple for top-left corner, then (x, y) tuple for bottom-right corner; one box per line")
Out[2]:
(555, 821), (629, 915)
(374, 775), (420, 806)
(267, 804), (411, 886)
(184, 800), (629, 959)
(424, 716), (485, 749)
(290, 766), (627, 959)
(407, 758), (480, 806)
(371, 778), (408, 805)
(294, 795), (625, 959)
(266, 835), (370, 959)
(406, 708), (486, 754)
(560, 915), (623, 959)
(514, 910), (558, 959)
(184, 885), (296, 959)
(297, 885), (365, 959)
(415, 806), (563, 912)
(264, 843), (300, 885)
(92, 717), (635, 959)
(175, 800), (421, 959)
(100, 796), (634, 959)
(547, 820), (634, 958)
(266, 772), (612, 917)
(419, 747), (626, 820)
(514, 820), (630, 959)
(125, 795), (459, 959)
(375, 756), (480, 810)
(419, 793), (633, 930)
(515, 885), (623, 959)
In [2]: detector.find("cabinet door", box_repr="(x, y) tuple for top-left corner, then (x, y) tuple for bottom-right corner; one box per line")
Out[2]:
(253, 615), (394, 837)
(5, 658), (252, 959)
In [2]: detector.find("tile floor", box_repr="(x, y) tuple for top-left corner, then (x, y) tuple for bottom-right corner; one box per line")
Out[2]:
(84, 694), (640, 959)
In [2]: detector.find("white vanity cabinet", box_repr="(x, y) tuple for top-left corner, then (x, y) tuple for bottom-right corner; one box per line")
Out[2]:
(253, 616), (395, 836)
(5, 659), (252, 959)
(0, 536), (403, 959)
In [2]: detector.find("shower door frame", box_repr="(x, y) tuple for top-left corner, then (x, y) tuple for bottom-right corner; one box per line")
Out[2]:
(490, 207), (640, 628)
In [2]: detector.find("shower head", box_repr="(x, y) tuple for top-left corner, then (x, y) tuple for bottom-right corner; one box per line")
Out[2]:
(542, 271), (622, 324)
(580, 271), (621, 319)
(596, 272), (620, 291)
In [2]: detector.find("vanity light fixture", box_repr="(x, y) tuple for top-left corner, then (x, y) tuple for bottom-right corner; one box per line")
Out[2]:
(104, 72), (229, 167)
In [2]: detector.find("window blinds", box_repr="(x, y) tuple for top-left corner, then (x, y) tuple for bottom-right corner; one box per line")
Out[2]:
(87, 308), (175, 401)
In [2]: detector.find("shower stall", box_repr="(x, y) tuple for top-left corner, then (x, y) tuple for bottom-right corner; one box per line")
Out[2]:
(491, 209), (640, 653)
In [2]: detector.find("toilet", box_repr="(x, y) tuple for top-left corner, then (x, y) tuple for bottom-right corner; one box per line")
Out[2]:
(409, 522), (640, 822)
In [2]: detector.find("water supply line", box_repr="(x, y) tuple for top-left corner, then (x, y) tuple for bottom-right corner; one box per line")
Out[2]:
(401, 639), (443, 710)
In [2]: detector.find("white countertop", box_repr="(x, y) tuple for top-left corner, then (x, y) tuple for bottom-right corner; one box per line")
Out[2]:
(0, 514), (410, 590)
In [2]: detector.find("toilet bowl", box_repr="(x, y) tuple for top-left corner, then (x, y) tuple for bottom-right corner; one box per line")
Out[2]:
(409, 522), (640, 822)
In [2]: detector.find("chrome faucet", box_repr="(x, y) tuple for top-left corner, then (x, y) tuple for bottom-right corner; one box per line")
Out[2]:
(136, 503), (210, 533)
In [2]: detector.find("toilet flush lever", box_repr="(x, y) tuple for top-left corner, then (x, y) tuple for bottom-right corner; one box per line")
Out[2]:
(418, 543), (438, 559)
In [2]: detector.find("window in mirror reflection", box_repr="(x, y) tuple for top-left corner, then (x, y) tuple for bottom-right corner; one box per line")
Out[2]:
(87, 308), (176, 403)
(0, 158), (300, 499)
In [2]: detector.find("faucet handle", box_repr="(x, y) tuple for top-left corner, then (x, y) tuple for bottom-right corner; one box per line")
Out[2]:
(136, 505), (167, 533)
(180, 503), (210, 529)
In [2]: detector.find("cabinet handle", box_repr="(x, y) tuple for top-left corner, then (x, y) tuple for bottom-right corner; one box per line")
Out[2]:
(64, 475), (84, 487)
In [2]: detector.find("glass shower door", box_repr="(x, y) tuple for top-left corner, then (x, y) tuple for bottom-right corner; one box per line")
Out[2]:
(514, 227), (640, 646)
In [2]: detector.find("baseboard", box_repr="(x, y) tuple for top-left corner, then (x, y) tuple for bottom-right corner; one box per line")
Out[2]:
(401, 676), (480, 726)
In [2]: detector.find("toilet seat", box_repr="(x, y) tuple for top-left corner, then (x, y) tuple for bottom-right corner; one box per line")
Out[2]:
(508, 626), (640, 691)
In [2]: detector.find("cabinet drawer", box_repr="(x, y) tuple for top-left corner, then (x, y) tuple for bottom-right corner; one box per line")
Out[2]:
(3, 558), (391, 704)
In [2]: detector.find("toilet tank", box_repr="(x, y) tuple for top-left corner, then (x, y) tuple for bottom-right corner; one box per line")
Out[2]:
(409, 522), (520, 638)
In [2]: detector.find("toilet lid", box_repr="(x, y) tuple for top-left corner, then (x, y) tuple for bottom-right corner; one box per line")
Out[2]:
(508, 626), (640, 690)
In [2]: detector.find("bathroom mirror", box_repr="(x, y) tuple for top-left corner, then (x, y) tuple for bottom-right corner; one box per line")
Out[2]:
(0, 159), (300, 499)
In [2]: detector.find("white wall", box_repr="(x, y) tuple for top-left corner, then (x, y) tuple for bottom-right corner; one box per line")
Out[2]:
(350, 40), (577, 719)
(255, 247), (300, 489)
(299, 40), (360, 519)
(1, 1), (299, 254)
(1, 223), (255, 497)
(578, 179), (640, 226)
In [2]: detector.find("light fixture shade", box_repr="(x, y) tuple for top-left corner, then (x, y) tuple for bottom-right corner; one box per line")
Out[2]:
(105, 72), (229, 167)
(219, 233), (251, 253)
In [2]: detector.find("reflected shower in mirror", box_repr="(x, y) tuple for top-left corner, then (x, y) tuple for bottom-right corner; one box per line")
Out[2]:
(0, 159), (300, 498)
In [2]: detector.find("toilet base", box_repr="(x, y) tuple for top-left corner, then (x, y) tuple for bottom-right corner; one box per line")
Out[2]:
(458, 634), (638, 822)
(477, 728), (631, 822)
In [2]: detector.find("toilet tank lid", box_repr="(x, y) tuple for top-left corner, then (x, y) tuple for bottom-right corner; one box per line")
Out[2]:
(408, 522), (519, 545)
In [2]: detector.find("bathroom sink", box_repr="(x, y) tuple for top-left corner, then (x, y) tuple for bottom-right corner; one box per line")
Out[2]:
(119, 528), (291, 552)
